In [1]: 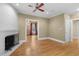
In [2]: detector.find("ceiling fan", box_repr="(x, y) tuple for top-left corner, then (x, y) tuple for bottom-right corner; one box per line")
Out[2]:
(28, 3), (44, 12)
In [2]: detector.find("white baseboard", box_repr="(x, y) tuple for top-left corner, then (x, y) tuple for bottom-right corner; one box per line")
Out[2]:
(39, 37), (49, 40)
(19, 39), (26, 43)
(48, 37), (65, 44)
(3, 39), (26, 56)
(39, 37), (65, 44)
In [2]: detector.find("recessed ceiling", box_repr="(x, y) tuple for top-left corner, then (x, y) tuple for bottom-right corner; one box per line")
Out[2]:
(10, 3), (79, 18)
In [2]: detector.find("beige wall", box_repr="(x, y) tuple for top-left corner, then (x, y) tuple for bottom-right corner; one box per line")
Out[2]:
(49, 14), (65, 41)
(18, 13), (67, 41)
(18, 14), (49, 40)
(18, 14), (26, 40)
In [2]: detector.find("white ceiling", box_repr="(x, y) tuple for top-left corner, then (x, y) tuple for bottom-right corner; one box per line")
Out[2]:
(11, 3), (79, 18)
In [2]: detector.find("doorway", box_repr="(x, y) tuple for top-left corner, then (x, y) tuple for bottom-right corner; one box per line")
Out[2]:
(73, 20), (78, 39)
(72, 20), (79, 47)
(26, 19), (39, 42)
(25, 19), (39, 55)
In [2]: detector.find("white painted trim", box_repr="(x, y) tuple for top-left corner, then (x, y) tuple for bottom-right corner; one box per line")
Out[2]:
(39, 37), (65, 44)
(48, 37), (65, 44)
(72, 18), (79, 20)
(2, 40), (26, 56)
(25, 19), (40, 41)
(39, 37), (49, 40)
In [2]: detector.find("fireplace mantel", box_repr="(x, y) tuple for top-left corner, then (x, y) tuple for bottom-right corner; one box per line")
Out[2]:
(0, 30), (18, 55)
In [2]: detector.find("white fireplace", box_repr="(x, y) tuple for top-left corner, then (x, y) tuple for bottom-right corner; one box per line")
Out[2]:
(0, 4), (19, 55)
(0, 30), (18, 55)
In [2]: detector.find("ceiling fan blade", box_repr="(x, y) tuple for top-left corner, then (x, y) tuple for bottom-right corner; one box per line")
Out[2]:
(33, 9), (37, 12)
(38, 9), (44, 12)
(36, 3), (38, 6)
(37, 3), (44, 8)
(32, 3), (44, 12)
(28, 5), (33, 7)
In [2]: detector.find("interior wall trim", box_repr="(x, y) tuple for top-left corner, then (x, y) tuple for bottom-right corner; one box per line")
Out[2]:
(39, 37), (65, 44)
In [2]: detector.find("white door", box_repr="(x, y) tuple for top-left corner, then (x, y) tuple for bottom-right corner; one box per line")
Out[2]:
(64, 14), (72, 42)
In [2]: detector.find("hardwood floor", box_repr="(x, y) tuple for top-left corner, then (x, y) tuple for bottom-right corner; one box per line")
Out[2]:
(11, 35), (79, 56)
